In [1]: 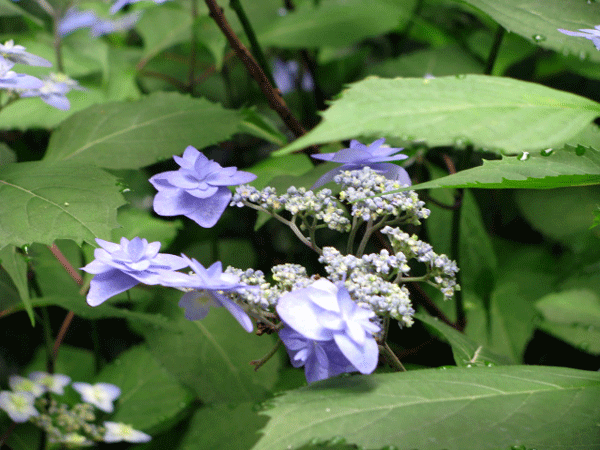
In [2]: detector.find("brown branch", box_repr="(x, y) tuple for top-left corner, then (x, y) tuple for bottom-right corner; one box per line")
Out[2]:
(204, 0), (318, 154)
(49, 244), (83, 286)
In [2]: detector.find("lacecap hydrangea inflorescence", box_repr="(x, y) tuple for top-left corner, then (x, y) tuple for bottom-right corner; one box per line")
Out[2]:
(81, 139), (459, 384)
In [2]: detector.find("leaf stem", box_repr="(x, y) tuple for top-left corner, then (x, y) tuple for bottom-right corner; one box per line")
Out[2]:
(379, 341), (406, 372)
(250, 339), (283, 371)
(485, 26), (505, 75)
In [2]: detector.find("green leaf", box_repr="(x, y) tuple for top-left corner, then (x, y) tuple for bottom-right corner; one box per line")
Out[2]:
(276, 75), (600, 155)
(97, 345), (195, 433)
(260, 0), (416, 49)
(252, 366), (600, 450)
(0, 245), (33, 325)
(458, 0), (600, 63)
(141, 290), (283, 404)
(0, 161), (125, 248)
(535, 289), (600, 354)
(26, 345), (96, 383)
(406, 146), (600, 191)
(0, 0), (43, 25)
(44, 92), (243, 169)
(415, 313), (512, 367)
(249, 153), (314, 189)
(239, 108), (288, 146)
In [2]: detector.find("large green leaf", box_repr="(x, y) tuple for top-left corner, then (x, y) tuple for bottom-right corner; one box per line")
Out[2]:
(140, 290), (283, 404)
(97, 345), (195, 433)
(458, 0), (600, 63)
(259, 0), (415, 48)
(276, 75), (600, 155)
(252, 366), (600, 450)
(43, 92), (243, 169)
(0, 161), (125, 248)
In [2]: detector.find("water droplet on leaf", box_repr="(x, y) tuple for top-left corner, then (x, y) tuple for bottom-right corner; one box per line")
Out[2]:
(455, 74), (467, 79)
(541, 148), (554, 156)
(575, 145), (587, 156)
(518, 152), (530, 161)
(532, 34), (546, 43)
(63, 202), (70, 206)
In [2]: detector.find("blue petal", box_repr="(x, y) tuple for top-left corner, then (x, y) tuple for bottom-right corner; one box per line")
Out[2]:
(214, 293), (253, 332)
(333, 333), (378, 374)
(87, 269), (139, 306)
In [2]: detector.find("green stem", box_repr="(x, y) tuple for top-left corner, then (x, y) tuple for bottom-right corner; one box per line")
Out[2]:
(356, 218), (374, 257)
(250, 339), (283, 371)
(346, 216), (361, 255)
(379, 341), (406, 372)
(229, 0), (275, 86)
(485, 26), (505, 75)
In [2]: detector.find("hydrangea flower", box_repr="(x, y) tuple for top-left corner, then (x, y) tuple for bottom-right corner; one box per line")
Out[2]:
(276, 278), (381, 378)
(149, 146), (257, 228)
(0, 58), (43, 91)
(19, 73), (84, 111)
(58, 7), (141, 37)
(103, 422), (152, 443)
(279, 326), (356, 383)
(0, 391), (39, 422)
(272, 59), (314, 94)
(558, 25), (600, 50)
(0, 40), (52, 67)
(72, 382), (121, 413)
(311, 138), (410, 189)
(28, 372), (71, 395)
(8, 375), (46, 397)
(175, 256), (254, 332)
(110, 0), (171, 15)
(81, 237), (188, 306)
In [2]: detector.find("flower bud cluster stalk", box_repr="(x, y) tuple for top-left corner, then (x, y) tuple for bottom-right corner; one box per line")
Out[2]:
(80, 139), (460, 384)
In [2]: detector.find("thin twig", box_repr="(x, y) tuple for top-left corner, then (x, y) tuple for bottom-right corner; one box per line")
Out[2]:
(204, 0), (317, 154)
(49, 244), (83, 285)
(250, 339), (283, 371)
(379, 342), (406, 372)
(485, 26), (505, 75)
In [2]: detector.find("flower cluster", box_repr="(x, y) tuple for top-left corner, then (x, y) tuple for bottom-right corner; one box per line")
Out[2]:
(0, 372), (150, 445)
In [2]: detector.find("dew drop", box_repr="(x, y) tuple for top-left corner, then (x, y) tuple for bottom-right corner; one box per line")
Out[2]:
(579, 50), (589, 60)
(120, 187), (131, 193)
(455, 73), (467, 79)
(328, 436), (346, 445)
(532, 34), (546, 43)
(325, 407), (330, 412)
(21, 245), (30, 254)
(511, 446), (526, 450)
(576, 144), (587, 156)
(466, 364), (473, 368)
(63, 202), (70, 206)
(278, 7), (287, 16)
(518, 151), (530, 161)
(541, 148), (554, 156)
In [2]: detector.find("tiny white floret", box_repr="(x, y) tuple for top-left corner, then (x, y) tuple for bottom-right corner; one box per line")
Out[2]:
(103, 422), (152, 443)
(72, 382), (121, 413)
(0, 391), (39, 422)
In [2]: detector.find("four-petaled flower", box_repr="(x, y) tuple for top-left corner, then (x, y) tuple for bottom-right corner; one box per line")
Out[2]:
(0, 40), (52, 67)
(72, 382), (121, 413)
(311, 138), (410, 189)
(277, 279), (381, 382)
(103, 422), (152, 443)
(8, 375), (46, 397)
(58, 7), (141, 37)
(0, 391), (39, 423)
(149, 146), (257, 228)
(81, 237), (188, 306)
(558, 25), (600, 50)
(28, 372), (71, 395)
(175, 256), (254, 332)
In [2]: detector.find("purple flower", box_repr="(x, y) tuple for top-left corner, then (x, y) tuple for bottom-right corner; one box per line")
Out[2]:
(90, 12), (142, 37)
(0, 58), (43, 91)
(558, 25), (600, 50)
(110, 0), (171, 15)
(81, 237), (188, 306)
(19, 73), (84, 111)
(174, 256), (253, 332)
(279, 326), (356, 383)
(149, 146), (257, 228)
(311, 138), (410, 189)
(58, 7), (140, 37)
(0, 40), (52, 67)
(272, 59), (314, 95)
(276, 279), (381, 378)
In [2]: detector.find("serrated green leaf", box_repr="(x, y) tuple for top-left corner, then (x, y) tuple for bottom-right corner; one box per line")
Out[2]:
(415, 313), (512, 367)
(97, 345), (195, 432)
(239, 108), (288, 146)
(537, 289), (600, 328)
(0, 161), (125, 248)
(408, 146), (600, 191)
(260, 0), (415, 48)
(0, 245), (32, 325)
(44, 92), (243, 169)
(141, 290), (282, 404)
(458, 0), (600, 62)
(276, 75), (600, 155)
(252, 366), (600, 450)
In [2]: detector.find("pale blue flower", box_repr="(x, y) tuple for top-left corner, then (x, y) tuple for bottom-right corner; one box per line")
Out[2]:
(311, 138), (410, 189)
(18, 73), (84, 111)
(0, 40), (52, 67)
(28, 372), (71, 395)
(0, 58), (43, 91)
(0, 391), (38, 422)
(90, 12), (142, 37)
(276, 278), (380, 376)
(58, 7), (141, 37)
(558, 25), (600, 50)
(149, 146), (257, 228)
(279, 326), (356, 383)
(272, 59), (314, 94)
(72, 382), (120, 413)
(81, 237), (188, 306)
(175, 256), (254, 332)
(110, 0), (170, 15)
(103, 422), (151, 443)
(8, 375), (46, 397)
